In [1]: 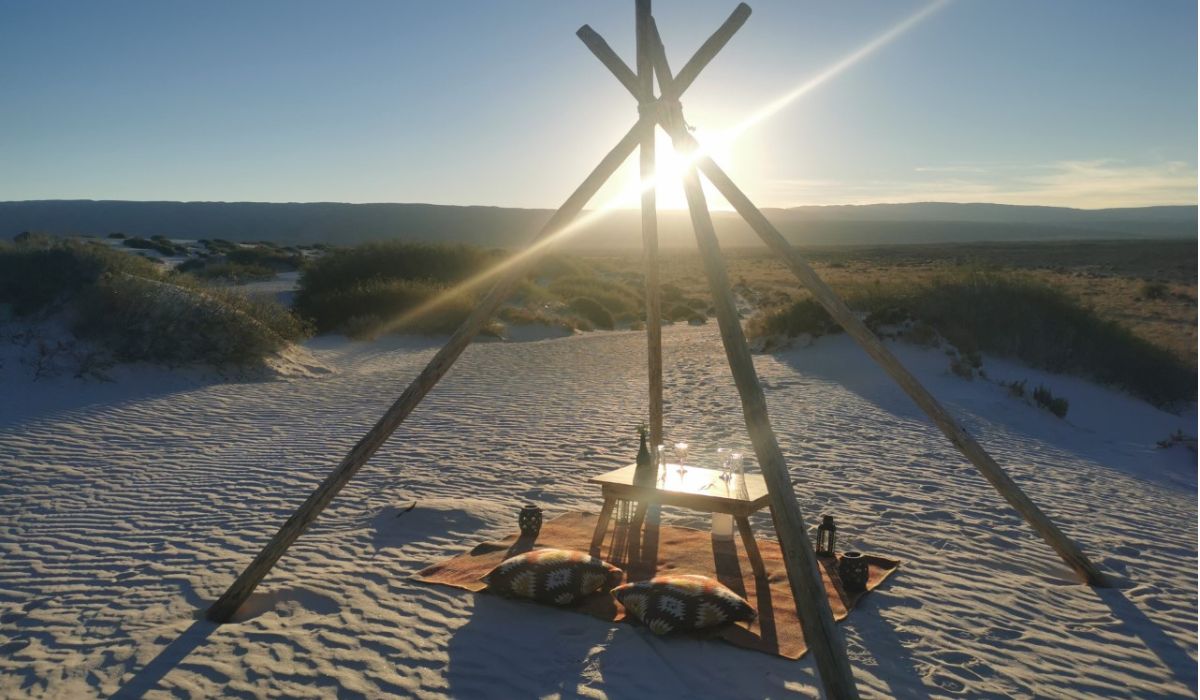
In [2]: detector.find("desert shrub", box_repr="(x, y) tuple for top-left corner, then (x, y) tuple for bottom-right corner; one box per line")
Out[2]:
(337, 291), (478, 339)
(123, 236), (185, 256)
(949, 358), (974, 380)
(568, 297), (614, 330)
(548, 275), (641, 317)
(749, 271), (1194, 406)
(1156, 429), (1194, 450)
(295, 242), (494, 336)
(614, 311), (640, 326)
(1032, 384), (1069, 418)
(1141, 281), (1169, 300)
(865, 306), (911, 330)
(75, 275), (305, 365)
(511, 280), (556, 306)
(749, 298), (841, 339)
(0, 237), (305, 366)
(193, 262), (276, 282)
(300, 277), (433, 332)
(566, 316), (594, 332)
(300, 242), (490, 295)
(911, 273), (1191, 406)
(202, 239), (238, 254)
(0, 237), (159, 315)
(107, 232), (126, 239)
(664, 303), (706, 325)
(902, 321), (939, 347)
(226, 245), (302, 271)
(497, 306), (540, 325)
(175, 258), (208, 274)
(660, 283), (686, 303)
(530, 253), (588, 281)
(298, 277), (474, 337)
(1004, 379), (1027, 398)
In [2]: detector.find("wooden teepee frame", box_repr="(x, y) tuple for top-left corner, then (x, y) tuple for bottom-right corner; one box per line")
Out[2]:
(207, 3), (1110, 697)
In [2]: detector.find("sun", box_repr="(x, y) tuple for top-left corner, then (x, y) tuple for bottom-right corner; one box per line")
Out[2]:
(611, 126), (735, 211)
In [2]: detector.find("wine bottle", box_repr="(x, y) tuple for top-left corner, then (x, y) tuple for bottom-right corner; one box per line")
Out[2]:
(634, 423), (654, 487)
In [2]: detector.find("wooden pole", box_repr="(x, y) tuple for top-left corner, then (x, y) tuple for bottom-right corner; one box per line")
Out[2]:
(577, 8), (1110, 588)
(636, 0), (664, 450)
(684, 148), (1111, 586)
(654, 32), (860, 700)
(577, 3), (750, 105)
(206, 119), (649, 623)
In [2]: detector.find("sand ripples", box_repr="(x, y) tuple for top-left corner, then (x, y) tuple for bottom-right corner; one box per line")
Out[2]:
(1, 325), (1194, 698)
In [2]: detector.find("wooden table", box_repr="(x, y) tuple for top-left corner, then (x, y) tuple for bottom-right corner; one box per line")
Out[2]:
(588, 463), (773, 578)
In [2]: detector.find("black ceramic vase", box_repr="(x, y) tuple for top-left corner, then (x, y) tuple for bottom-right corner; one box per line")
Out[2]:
(518, 504), (543, 538)
(838, 551), (869, 592)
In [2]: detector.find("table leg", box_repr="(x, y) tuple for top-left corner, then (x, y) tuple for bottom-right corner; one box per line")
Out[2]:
(590, 496), (617, 556)
(736, 516), (767, 579)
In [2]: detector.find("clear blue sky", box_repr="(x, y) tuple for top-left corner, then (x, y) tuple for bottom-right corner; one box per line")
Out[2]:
(2, 0), (1195, 209)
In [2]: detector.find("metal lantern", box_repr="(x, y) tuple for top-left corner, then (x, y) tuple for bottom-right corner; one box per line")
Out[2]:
(838, 551), (869, 592)
(816, 514), (837, 557)
(518, 504), (543, 538)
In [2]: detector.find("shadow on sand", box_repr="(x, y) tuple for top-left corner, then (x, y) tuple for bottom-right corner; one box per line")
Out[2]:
(1094, 587), (1198, 694)
(443, 594), (619, 699)
(111, 619), (217, 700)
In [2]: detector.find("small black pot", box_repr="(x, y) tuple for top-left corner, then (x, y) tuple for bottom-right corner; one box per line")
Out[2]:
(838, 551), (869, 592)
(518, 504), (543, 538)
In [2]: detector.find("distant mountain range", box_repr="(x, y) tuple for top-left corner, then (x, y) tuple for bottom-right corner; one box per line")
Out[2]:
(2, 199), (1194, 248)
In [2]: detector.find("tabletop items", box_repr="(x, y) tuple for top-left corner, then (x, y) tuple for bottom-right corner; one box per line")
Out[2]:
(816, 515), (837, 557)
(816, 514), (868, 592)
(645, 439), (746, 483)
(633, 424), (656, 487)
(838, 551), (869, 592)
(518, 504), (543, 538)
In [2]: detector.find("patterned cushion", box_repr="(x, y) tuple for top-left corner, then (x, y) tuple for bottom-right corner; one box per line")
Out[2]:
(485, 548), (623, 606)
(611, 574), (756, 634)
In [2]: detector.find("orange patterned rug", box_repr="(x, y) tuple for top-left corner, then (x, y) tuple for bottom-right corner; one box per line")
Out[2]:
(415, 511), (900, 659)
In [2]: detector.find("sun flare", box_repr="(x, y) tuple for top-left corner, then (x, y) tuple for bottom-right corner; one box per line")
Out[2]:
(612, 126), (735, 210)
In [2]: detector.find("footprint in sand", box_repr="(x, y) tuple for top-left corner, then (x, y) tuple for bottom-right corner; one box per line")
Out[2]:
(930, 672), (967, 693)
(984, 626), (1023, 642)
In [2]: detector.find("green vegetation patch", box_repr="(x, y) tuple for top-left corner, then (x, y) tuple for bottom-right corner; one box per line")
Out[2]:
(122, 236), (187, 256)
(749, 270), (1194, 407)
(0, 236), (305, 367)
(547, 275), (642, 317)
(568, 297), (614, 330)
(295, 242), (494, 337)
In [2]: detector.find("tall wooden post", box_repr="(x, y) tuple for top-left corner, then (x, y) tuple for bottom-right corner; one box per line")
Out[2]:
(686, 150), (1110, 586)
(636, 0), (664, 449)
(655, 32), (861, 700)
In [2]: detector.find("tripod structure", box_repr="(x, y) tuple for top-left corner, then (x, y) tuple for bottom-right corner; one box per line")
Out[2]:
(206, 4), (1110, 697)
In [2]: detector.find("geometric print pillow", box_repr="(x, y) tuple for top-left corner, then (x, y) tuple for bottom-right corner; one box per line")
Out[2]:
(611, 574), (756, 634)
(485, 548), (624, 606)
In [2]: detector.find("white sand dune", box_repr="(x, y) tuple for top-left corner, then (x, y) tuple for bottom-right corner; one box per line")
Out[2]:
(0, 324), (1195, 698)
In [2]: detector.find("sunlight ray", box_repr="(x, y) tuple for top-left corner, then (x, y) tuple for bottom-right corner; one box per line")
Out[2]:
(376, 1), (950, 335)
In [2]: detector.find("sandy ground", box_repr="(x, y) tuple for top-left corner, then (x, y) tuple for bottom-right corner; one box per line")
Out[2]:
(0, 324), (1195, 698)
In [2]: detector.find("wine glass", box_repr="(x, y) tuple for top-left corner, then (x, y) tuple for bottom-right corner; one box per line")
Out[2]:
(656, 443), (668, 482)
(716, 447), (733, 481)
(673, 441), (689, 479)
(729, 452), (744, 480)
(729, 452), (747, 499)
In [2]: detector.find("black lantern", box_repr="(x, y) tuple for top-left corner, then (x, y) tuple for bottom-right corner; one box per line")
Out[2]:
(838, 551), (869, 592)
(518, 504), (543, 538)
(816, 515), (836, 557)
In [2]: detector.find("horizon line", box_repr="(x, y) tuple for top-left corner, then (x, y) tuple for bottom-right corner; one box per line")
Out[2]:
(2, 198), (1196, 212)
